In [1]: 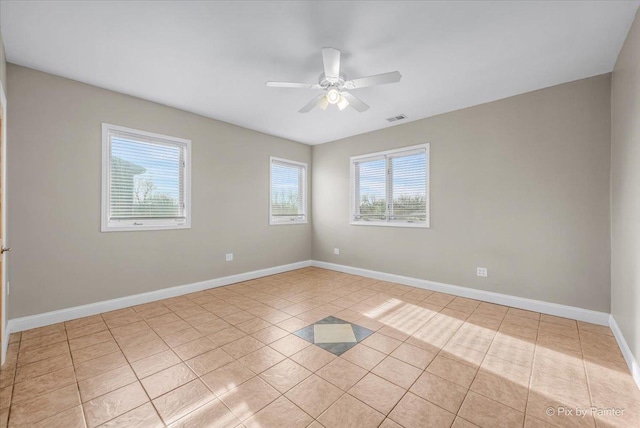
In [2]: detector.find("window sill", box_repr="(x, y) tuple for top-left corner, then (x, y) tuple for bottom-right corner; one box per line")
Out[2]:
(269, 220), (308, 226)
(350, 221), (429, 229)
(101, 222), (191, 232)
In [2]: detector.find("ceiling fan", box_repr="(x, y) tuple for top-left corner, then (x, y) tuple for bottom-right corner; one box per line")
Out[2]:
(266, 47), (402, 113)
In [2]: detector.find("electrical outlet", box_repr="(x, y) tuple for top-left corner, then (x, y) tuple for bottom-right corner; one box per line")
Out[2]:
(334, 248), (340, 255)
(477, 267), (488, 277)
(226, 253), (233, 262)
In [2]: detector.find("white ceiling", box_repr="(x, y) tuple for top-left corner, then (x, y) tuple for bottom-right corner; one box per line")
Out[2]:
(1, 1), (638, 145)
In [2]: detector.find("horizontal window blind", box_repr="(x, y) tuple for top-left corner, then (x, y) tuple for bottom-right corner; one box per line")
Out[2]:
(271, 158), (306, 224)
(354, 156), (386, 220)
(103, 124), (190, 231)
(389, 150), (427, 222)
(351, 144), (429, 227)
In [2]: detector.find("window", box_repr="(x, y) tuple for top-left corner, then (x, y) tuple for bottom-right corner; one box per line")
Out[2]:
(351, 144), (429, 228)
(270, 157), (307, 225)
(101, 123), (191, 232)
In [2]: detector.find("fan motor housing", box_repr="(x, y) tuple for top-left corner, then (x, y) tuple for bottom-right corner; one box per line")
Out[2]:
(319, 72), (347, 89)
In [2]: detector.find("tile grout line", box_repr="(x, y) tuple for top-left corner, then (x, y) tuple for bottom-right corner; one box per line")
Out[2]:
(65, 319), (96, 428)
(103, 309), (169, 427)
(129, 294), (286, 426)
(373, 301), (483, 426)
(577, 324), (597, 426)
(8, 327), (75, 427)
(417, 306), (502, 425)
(3, 336), (19, 428)
(65, 313), (142, 427)
(135, 299), (251, 426)
(325, 297), (540, 425)
(522, 314), (540, 427)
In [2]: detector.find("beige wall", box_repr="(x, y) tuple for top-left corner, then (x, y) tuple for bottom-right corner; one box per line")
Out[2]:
(611, 9), (640, 364)
(0, 32), (6, 92)
(312, 74), (612, 312)
(4, 62), (616, 319)
(6, 64), (311, 318)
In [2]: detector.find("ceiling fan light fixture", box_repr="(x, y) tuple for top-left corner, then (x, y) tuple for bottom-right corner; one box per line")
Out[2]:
(266, 47), (400, 113)
(337, 95), (349, 111)
(318, 95), (329, 110)
(326, 88), (340, 104)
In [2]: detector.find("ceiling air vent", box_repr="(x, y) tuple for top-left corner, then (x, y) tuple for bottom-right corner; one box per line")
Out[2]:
(386, 114), (407, 123)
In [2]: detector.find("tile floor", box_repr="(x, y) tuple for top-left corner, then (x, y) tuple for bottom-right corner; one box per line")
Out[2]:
(1, 267), (639, 427)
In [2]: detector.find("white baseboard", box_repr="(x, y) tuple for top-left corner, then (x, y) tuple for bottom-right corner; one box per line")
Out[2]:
(311, 260), (610, 326)
(6, 258), (638, 391)
(6, 259), (611, 336)
(6, 258), (638, 392)
(7, 260), (312, 334)
(609, 315), (640, 390)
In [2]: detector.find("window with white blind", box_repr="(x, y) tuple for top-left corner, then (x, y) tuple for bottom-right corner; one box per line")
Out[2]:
(101, 123), (191, 232)
(270, 157), (307, 225)
(351, 144), (429, 228)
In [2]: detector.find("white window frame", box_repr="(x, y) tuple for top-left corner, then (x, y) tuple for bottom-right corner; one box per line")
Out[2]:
(350, 143), (430, 228)
(101, 123), (192, 232)
(269, 157), (308, 225)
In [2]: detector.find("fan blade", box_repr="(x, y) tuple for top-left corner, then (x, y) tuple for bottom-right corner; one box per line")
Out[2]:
(266, 81), (321, 89)
(322, 47), (341, 79)
(344, 71), (402, 89)
(342, 92), (369, 112)
(299, 94), (325, 113)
